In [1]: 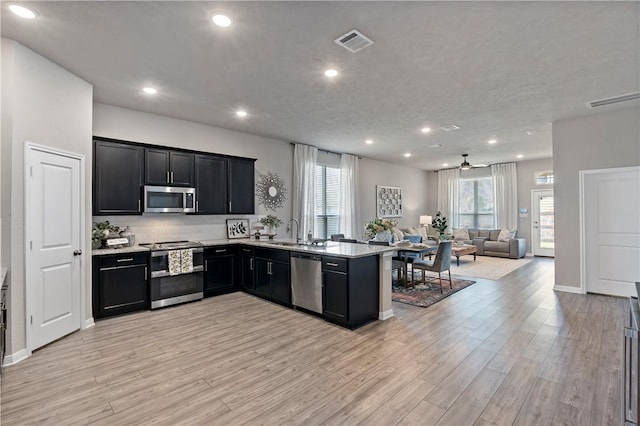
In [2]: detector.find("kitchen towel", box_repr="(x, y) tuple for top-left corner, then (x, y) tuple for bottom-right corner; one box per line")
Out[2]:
(168, 250), (182, 276)
(181, 249), (193, 274)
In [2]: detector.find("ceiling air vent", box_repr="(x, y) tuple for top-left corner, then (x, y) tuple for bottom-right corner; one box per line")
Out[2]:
(587, 92), (640, 108)
(440, 124), (461, 131)
(334, 29), (374, 53)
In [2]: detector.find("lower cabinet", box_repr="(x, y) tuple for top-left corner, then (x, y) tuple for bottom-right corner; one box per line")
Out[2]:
(254, 248), (291, 306)
(204, 246), (237, 297)
(322, 255), (379, 329)
(238, 246), (255, 292)
(92, 252), (149, 319)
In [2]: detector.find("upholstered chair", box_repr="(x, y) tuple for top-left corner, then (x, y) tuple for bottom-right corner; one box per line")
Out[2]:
(411, 241), (452, 293)
(330, 233), (345, 241)
(368, 240), (406, 283)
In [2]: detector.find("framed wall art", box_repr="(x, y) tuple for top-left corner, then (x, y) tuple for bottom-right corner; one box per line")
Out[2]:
(226, 219), (250, 239)
(376, 185), (403, 218)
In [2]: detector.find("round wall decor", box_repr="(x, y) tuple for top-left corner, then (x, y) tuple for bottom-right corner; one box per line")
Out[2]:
(256, 172), (287, 211)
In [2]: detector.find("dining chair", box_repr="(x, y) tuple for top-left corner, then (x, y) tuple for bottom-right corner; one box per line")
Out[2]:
(411, 241), (452, 293)
(338, 238), (358, 243)
(367, 241), (406, 282)
(330, 233), (345, 241)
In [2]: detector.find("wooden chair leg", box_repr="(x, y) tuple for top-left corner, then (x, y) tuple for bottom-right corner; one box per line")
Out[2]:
(448, 269), (452, 289)
(438, 272), (443, 293)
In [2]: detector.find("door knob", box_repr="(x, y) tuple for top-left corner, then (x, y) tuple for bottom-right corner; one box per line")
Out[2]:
(73, 250), (82, 256)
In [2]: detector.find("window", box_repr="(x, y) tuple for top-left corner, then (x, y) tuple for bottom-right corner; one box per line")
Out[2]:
(458, 177), (494, 228)
(315, 165), (341, 239)
(535, 170), (554, 185)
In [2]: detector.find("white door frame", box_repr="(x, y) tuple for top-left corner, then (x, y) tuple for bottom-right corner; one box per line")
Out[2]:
(531, 189), (554, 257)
(579, 165), (640, 294)
(24, 142), (86, 352)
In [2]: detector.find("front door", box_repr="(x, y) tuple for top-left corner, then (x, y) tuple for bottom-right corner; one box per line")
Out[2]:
(583, 167), (640, 297)
(531, 189), (555, 257)
(26, 144), (83, 351)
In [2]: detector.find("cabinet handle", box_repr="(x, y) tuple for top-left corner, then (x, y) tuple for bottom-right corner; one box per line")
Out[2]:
(228, 201), (232, 211)
(171, 171), (174, 183)
(205, 260), (208, 272)
(117, 258), (134, 262)
(138, 199), (141, 212)
(268, 262), (272, 275)
(250, 258), (254, 270)
(196, 201), (199, 211)
(326, 262), (339, 267)
(215, 249), (226, 253)
(166, 171), (170, 183)
(144, 266), (148, 280)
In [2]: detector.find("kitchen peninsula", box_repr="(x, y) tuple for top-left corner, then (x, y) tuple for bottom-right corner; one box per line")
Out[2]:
(92, 240), (396, 328)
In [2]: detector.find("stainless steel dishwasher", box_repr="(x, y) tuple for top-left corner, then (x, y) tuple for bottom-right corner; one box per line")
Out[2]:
(290, 253), (322, 314)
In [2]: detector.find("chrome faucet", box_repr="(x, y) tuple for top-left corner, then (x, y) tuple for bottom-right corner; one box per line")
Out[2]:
(287, 218), (301, 244)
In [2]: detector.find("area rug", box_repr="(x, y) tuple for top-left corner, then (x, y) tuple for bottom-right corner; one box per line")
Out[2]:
(450, 256), (533, 280)
(392, 276), (476, 308)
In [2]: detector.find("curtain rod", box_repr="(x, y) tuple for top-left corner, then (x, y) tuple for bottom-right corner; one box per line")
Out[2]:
(289, 142), (362, 159)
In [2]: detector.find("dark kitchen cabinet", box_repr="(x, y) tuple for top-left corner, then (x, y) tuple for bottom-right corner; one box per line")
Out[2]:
(92, 252), (149, 319)
(93, 139), (144, 215)
(238, 246), (255, 291)
(322, 255), (378, 329)
(228, 158), (255, 214)
(254, 248), (290, 306)
(204, 246), (237, 297)
(145, 148), (194, 187)
(194, 154), (227, 214)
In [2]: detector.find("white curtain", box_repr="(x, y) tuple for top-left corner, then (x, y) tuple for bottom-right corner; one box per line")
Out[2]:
(293, 144), (317, 240)
(491, 162), (518, 229)
(339, 154), (360, 239)
(437, 168), (460, 230)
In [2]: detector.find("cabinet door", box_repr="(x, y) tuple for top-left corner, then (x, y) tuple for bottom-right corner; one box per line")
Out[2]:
(254, 258), (271, 297)
(98, 264), (148, 318)
(323, 271), (348, 322)
(145, 148), (170, 185)
(194, 154), (227, 214)
(240, 255), (255, 291)
(204, 255), (235, 296)
(93, 140), (144, 215)
(270, 261), (291, 304)
(169, 152), (194, 187)
(228, 158), (255, 214)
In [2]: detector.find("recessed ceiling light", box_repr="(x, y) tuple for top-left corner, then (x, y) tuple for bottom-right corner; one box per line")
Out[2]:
(526, 130), (536, 136)
(442, 163), (449, 167)
(143, 87), (157, 95)
(365, 139), (373, 145)
(9, 4), (37, 19)
(324, 69), (339, 78)
(516, 154), (524, 159)
(429, 144), (443, 148)
(404, 153), (411, 158)
(488, 139), (497, 144)
(236, 110), (248, 117)
(421, 127), (432, 133)
(211, 13), (232, 27)
(441, 124), (460, 131)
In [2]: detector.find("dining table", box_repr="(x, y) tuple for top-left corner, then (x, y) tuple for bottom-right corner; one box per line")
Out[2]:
(393, 242), (439, 287)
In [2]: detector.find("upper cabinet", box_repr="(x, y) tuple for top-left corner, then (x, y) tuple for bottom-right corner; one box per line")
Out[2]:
(145, 148), (194, 187)
(93, 137), (255, 215)
(93, 139), (144, 215)
(228, 158), (255, 214)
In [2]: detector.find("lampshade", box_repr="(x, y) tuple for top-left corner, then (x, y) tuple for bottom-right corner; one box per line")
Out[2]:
(420, 215), (432, 226)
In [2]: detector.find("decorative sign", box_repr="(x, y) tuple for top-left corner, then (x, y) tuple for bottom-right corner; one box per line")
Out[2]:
(376, 185), (403, 218)
(256, 172), (287, 211)
(226, 219), (250, 239)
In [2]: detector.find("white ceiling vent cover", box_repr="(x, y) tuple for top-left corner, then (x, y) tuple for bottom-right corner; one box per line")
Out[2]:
(334, 29), (374, 53)
(587, 92), (640, 108)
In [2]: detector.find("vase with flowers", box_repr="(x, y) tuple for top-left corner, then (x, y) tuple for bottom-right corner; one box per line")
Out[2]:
(259, 214), (283, 238)
(364, 218), (398, 242)
(431, 211), (448, 239)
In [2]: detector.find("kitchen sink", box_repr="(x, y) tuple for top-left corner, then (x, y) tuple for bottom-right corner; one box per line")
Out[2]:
(266, 241), (304, 247)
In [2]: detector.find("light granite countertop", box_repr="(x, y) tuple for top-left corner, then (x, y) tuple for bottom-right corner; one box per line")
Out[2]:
(92, 245), (150, 256)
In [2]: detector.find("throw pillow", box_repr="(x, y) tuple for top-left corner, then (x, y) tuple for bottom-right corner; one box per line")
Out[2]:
(497, 228), (516, 242)
(453, 228), (470, 241)
(392, 227), (404, 242)
(403, 234), (422, 244)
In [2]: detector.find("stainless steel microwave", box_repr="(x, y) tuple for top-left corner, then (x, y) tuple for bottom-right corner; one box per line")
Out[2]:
(144, 185), (196, 213)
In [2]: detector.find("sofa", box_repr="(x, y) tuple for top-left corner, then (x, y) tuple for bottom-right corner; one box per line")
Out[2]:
(452, 228), (526, 259)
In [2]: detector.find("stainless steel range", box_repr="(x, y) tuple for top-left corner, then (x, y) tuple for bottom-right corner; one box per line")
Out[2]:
(140, 240), (204, 309)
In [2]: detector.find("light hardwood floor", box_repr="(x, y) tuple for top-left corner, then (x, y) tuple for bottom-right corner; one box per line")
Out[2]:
(0, 258), (624, 425)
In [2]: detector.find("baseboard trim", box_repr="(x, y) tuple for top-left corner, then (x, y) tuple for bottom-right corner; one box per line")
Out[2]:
(526, 252), (533, 257)
(3, 348), (31, 367)
(379, 309), (394, 320)
(83, 318), (95, 329)
(554, 285), (585, 294)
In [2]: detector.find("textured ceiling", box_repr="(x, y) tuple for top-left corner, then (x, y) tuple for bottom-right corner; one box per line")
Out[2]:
(2, 1), (639, 170)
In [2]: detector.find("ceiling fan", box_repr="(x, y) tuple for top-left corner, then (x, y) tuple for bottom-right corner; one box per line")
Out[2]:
(459, 154), (489, 170)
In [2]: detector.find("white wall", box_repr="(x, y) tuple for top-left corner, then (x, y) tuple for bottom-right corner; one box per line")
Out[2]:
(516, 158), (554, 253)
(1, 39), (93, 356)
(93, 103), (294, 243)
(358, 157), (430, 239)
(553, 106), (640, 290)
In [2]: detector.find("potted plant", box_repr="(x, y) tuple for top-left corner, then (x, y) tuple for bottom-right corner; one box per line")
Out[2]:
(431, 211), (448, 238)
(364, 218), (398, 241)
(92, 220), (120, 249)
(259, 214), (283, 237)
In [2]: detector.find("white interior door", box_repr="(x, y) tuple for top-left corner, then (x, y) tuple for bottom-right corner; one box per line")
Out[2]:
(531, 189), (555, 257)
(26, 145), (83, 351)
(583, 167), (640, 297)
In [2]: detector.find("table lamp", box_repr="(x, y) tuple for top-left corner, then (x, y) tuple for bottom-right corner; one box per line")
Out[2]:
(420, 215), (432, 227)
